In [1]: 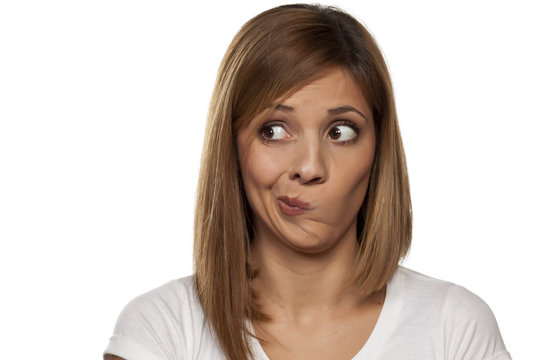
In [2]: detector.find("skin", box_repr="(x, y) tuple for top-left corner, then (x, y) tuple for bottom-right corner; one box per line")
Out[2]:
(237, 67), (384, 359)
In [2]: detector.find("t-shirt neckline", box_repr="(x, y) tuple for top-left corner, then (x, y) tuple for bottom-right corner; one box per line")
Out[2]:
(249, 268), (403, 360)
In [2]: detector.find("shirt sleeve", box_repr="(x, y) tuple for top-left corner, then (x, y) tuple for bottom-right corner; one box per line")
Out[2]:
(103, 287), (186, 360)
(442, 284), (511, 360)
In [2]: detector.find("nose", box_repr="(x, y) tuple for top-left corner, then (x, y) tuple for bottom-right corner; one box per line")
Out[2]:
(289, 137), (328, 185)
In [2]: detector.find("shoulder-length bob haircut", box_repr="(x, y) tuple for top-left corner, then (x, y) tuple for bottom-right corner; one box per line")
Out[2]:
(194, 4), (411, 359)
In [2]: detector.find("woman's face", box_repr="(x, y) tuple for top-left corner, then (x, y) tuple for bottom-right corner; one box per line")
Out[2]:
(237, 67), (376, 254)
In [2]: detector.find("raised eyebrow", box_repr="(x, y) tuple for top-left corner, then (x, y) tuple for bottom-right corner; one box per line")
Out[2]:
(268, 103), (295, 112)
(268, 103), (367, 120)
(327, 106), (368, 121)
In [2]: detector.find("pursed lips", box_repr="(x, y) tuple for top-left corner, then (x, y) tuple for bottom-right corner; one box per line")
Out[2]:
(276, 196), (311, 215)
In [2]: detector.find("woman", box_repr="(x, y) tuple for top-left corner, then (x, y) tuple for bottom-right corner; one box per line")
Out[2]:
(104, 4), (510, 360)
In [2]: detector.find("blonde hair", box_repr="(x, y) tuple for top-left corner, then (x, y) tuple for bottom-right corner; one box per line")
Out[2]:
(194, 4), (411, 359)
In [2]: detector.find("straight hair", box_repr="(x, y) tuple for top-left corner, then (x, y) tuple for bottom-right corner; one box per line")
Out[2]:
(194, 4), (412, 359)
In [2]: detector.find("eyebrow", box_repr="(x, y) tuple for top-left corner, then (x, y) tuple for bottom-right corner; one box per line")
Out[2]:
(273, 104), (295, 112)
(327, 106), (368, 120)
(271, 104), (368, 121)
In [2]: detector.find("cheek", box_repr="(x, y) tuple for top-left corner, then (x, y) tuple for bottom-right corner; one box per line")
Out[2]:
(335, 161), (371, 201)
(239, 143), (288, 203)
(327, 147), (375, 214)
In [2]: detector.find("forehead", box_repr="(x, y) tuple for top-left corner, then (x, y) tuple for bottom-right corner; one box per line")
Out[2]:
(279, 68), (370, 113)
(234, 67), (373, 136)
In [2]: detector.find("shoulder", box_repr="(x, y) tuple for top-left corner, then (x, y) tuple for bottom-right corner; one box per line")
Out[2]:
(104, 276), (218, 360)
(440, 282), (510, 359)
(389, 267), (511, 359)
(393, 266), (500, 314)
(393, 266), (455, 297)
(393, 266), (499, 325)
(118, 276), (199, 324)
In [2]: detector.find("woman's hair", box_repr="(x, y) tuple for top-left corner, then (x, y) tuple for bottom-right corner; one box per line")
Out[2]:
(193, 4), (411, 359)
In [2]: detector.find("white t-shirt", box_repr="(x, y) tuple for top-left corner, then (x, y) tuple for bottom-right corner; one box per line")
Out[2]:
(104, 266), (511, 359)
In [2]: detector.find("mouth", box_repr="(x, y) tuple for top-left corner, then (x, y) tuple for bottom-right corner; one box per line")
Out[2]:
(277, 196), (311, 216)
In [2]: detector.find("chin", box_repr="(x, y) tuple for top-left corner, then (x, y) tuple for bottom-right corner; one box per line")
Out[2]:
(278, 229), (340, 255)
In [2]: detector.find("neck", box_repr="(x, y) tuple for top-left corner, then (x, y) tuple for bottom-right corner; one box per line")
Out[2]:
(249, 224), (361, 322)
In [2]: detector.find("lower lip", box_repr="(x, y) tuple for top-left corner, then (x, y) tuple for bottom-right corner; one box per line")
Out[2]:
(278, 199), (309, 216)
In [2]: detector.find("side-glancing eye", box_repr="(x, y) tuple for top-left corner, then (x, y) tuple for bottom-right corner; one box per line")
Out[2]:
(259, 123), (289, 141)
(328, 122), (358, 142)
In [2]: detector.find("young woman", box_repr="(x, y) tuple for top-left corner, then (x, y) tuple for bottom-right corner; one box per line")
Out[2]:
(104, 4), (510, 360)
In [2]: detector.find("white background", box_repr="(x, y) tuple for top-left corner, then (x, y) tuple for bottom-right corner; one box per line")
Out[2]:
(1, 0), (538, 359)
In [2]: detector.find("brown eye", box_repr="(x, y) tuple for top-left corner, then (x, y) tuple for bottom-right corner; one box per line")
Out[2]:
(328, 124), (357, 142)
(329, 127), (341, 140)
(262, 127), (274, 138)
(259, 124), (288, 140)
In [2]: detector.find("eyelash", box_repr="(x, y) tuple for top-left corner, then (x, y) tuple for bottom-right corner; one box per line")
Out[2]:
(257, 119), (361, 144)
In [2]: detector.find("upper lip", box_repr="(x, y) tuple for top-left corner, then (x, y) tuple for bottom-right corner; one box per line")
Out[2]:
(277, 196), (311, 210)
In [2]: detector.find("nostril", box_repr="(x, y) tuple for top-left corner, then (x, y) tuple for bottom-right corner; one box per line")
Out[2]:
(293, 172), (324, 185)
(306, 176), (323, 185)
